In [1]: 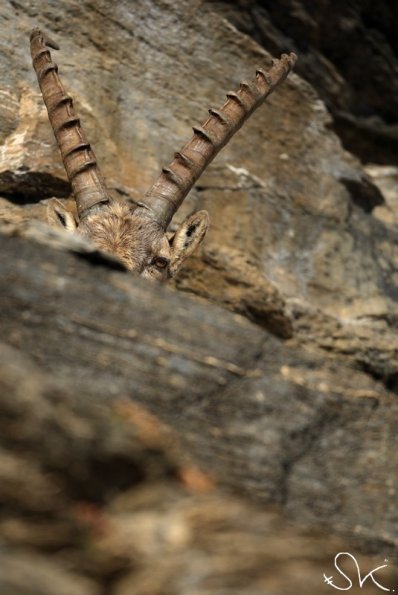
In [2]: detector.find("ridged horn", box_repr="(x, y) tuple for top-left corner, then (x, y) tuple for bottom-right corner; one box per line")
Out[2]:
(30, 28), (111, 220)
(138, 52), (297, 230)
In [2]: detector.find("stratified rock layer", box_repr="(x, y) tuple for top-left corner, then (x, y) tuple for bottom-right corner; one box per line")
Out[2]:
(0, 0), (397, 593)
(210, 0), (398, 165)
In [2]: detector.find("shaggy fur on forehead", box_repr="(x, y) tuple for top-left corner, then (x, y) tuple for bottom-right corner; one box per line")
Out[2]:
(79, 202), (165, 271)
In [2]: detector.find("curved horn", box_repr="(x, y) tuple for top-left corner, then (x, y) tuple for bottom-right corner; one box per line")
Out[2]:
(138, 53), (297, 230)
(30, 28), (111, 220)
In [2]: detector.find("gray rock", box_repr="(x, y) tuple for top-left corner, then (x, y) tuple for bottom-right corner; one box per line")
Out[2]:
(0, 0), (397, 592)
(209, 0), (398, 164)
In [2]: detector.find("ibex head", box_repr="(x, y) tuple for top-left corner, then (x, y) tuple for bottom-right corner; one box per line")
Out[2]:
(30, 28), (296, 281)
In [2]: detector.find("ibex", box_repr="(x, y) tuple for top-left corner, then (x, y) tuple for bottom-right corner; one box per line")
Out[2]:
(30, 28), (296, 281)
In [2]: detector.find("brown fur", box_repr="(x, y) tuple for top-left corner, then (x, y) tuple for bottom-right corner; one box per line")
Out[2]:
(47, 197), (209, 281)
(78, 203), (172, 279)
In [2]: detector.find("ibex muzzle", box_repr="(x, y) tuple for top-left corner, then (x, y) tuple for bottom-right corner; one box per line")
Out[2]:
(30, 28), (296, 281)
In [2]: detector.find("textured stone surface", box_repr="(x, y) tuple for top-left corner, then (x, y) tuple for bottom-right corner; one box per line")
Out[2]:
(3, 0), (397, 356)
(209, 0), (398, 165)
(1, 240), (398, 592)
(1, 231), (397, 547)
(1, 0), (398, 592)
(0, 552), (99, 595)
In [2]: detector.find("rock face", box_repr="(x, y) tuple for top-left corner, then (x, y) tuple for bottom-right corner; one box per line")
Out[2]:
(1, 0), (398, 593)
(1, 232), (398, 593)
(210, 0), (398, 165)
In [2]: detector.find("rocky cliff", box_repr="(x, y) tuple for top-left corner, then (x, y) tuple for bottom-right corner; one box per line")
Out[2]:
(0, 0), (397, 593)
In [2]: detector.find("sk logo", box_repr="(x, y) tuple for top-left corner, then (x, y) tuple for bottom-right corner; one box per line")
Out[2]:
(323, 552), (393, 591)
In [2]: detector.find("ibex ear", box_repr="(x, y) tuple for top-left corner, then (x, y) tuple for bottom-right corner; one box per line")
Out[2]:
(169, 210), (209, 276)
(46, 198), (78, 231)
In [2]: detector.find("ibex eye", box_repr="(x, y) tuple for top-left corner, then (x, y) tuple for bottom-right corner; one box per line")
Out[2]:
(153, 257), (169, 269)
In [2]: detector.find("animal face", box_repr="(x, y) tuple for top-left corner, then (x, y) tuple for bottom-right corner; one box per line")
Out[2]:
(48, 198), (209, 280)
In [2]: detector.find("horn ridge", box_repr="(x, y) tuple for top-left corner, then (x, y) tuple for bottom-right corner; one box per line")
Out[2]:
(139, 52), (297, 229)
(30, 28), (111, 219)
